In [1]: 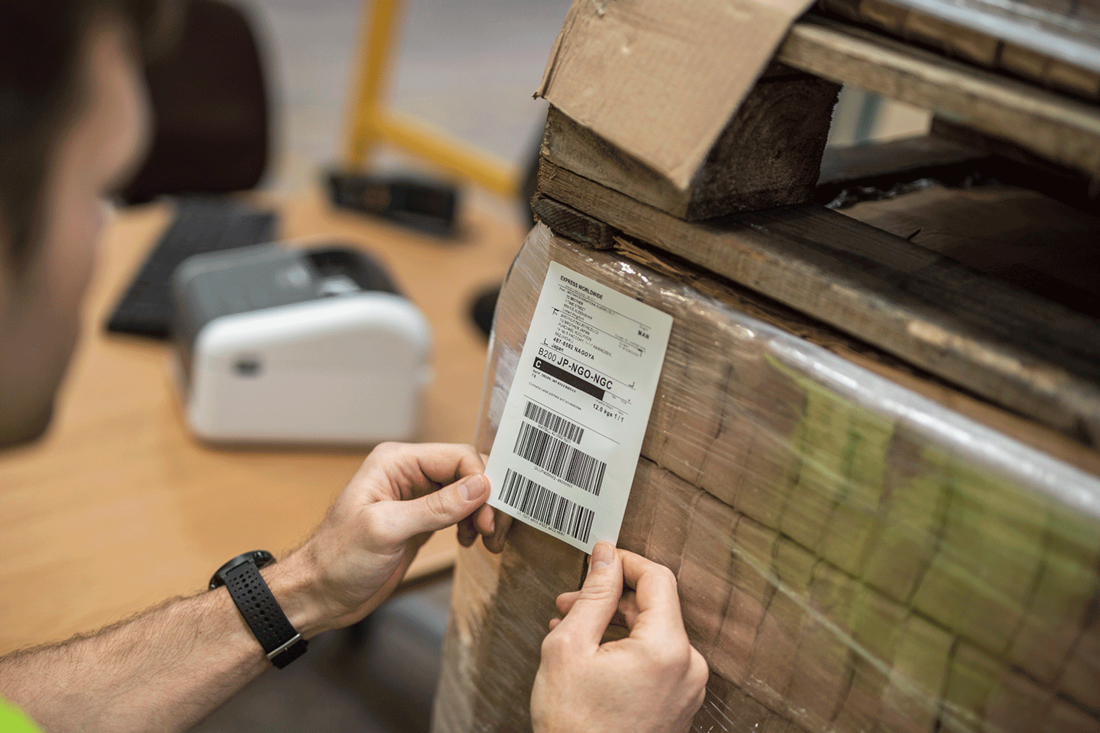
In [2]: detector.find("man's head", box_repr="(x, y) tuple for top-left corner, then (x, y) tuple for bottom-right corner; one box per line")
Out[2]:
(0, 0), (175, 447)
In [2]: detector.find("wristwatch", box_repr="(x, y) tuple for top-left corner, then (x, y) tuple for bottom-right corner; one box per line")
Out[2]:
(209, 550), (308, 669)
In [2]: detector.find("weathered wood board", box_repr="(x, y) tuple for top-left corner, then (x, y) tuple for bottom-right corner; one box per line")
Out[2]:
(842, 183), (1100, 320)
(537, 159), (1100, 449)
(541, 70), (840, 221)
(777, 16), (1100, 180)
(815, 0), (1100, 98)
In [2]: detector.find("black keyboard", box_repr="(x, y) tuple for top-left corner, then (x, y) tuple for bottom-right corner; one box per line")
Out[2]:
(106, 198), (278, 338)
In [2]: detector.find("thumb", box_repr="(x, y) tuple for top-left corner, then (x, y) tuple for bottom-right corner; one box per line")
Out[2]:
(554, 542), (623, 649)
(376, 473), (490, 542)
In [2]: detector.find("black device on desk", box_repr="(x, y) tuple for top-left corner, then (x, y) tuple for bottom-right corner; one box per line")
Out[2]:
(327, 171), (458, 236)
(106, 198), (278, 338)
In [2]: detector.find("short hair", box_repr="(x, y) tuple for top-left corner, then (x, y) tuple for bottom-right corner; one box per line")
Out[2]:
(0, 0), (179, 269)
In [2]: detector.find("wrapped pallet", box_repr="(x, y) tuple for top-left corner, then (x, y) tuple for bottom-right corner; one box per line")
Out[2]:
(432, 224), (1100, 733)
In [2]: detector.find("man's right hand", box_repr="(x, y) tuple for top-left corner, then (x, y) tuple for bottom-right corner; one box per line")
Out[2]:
(531, 543), (709, 733)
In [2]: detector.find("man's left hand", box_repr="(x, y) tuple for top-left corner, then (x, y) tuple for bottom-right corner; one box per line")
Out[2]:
(270, 442), (489, 636)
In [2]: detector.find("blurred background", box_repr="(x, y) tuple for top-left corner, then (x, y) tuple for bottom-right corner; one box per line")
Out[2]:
(223, 0), (928, 205)
(187, 2), (565, 730)
(244, 0), (565, 212)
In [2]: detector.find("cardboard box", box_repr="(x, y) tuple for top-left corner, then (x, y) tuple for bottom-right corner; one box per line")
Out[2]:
(432, 225), (1100, 732)
(536, 0), (840, 220)
(536, 0), (819, 193)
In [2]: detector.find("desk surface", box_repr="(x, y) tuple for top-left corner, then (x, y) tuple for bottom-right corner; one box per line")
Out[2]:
(0, 188), (525, 654)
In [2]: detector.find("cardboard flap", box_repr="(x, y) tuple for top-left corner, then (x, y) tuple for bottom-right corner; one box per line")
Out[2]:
(537, 0), (817, 191)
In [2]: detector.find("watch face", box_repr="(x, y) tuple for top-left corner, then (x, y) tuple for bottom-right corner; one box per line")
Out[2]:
(210, 550), (275, 590)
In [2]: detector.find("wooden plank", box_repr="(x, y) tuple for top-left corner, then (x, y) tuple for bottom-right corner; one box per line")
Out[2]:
(999, 42), (1050, 83)
(929, 118), (1100, 208)
(818, 131), (1097, 214)
(541, 72), (840, 221)
(816, 0), (1100, 79)
(902, 9), (1001, 65)
(815, 135), (988, 205)
(819, 135), (983, 187)
(1046, 58), (1100, 99)
(530, 192), (615, 250)
(841, 183), (1100, 320)
(777, 16), (1100, 179)
(819, 0), (1100, 99)
(538, 159), (1100, 448)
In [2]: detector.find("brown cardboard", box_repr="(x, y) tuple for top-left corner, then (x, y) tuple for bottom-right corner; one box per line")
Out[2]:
(433, 226), (1100, 733)
(787, 564), (858, 729)
(536, 0), (817, 191)
(678, 493), (738, 652)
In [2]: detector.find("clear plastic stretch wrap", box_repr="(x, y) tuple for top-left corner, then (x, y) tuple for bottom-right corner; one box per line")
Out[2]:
(432, 224), (1100, 733)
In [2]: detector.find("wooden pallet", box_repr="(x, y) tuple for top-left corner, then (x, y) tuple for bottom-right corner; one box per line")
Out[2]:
(532, 0), (1100, 447)
(434, 221), (1100, 733)
(816, 0), (1100, 100)
(779, 15), (1100, 183)
(535, 156), (1100, 449)
(437, 5), (1100, 733)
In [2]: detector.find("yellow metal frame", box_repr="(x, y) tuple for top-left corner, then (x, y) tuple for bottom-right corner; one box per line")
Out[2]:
(344, 0), (518, 198)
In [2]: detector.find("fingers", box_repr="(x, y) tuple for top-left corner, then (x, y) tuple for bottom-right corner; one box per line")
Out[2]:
(369, 442), (486, 499)
(547, 542), (623, 650)
(556, 588), (639, 629)
(465, 451), (509, 553)
(368, 472), (490, 544)
(474, 504), (495, 536)
(555, 590), (579, 616)
(370, 444), (511, 554)
(619, 550), (688, 644)
(457, 513), (479, 547)
(480, 509), (511, 554)
(457, 500), (510, 553)
(555, 551), (680, 627)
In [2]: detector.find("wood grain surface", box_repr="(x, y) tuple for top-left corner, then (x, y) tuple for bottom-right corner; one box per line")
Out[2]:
(541, 72), (839, 220)
(778, 16), (1100, 178)
(0, 187), (525, 654)
(816, 0), (1100, 98)
(537, 159), (1100, 449)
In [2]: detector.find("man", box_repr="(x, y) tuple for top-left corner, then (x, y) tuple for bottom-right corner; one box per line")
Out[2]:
(0, 2), (708, 731)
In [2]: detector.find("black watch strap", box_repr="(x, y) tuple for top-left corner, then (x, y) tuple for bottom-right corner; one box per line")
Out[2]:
(214, 555), (307, 669)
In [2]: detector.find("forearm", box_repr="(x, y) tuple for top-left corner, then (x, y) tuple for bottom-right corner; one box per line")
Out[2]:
(0, 556), (322, 733)
(0, 442), (490, 733)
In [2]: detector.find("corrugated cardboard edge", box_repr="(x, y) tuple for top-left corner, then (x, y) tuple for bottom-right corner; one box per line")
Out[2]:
(536, 0), (818, 191)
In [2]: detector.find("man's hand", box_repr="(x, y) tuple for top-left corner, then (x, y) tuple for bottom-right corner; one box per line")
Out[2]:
(272, 442), (490, 636)
(457, 491), (511, 553)
(531, 543), (709, 733)
(0, 442), (491, 733)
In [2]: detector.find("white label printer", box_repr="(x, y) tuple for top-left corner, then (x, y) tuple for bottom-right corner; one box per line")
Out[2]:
(171, 243), (431, 445)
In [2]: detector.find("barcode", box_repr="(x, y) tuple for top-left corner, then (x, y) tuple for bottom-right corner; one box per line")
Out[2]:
(514, 422), (607, 496)
(499, 469), (594, 544)
(523, 401), (584, 444)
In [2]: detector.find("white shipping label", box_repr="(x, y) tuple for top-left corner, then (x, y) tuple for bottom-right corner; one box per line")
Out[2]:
(485, 262), (673, 553)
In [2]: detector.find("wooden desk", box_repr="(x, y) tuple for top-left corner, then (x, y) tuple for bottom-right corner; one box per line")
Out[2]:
(0, 188), (525, 655)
